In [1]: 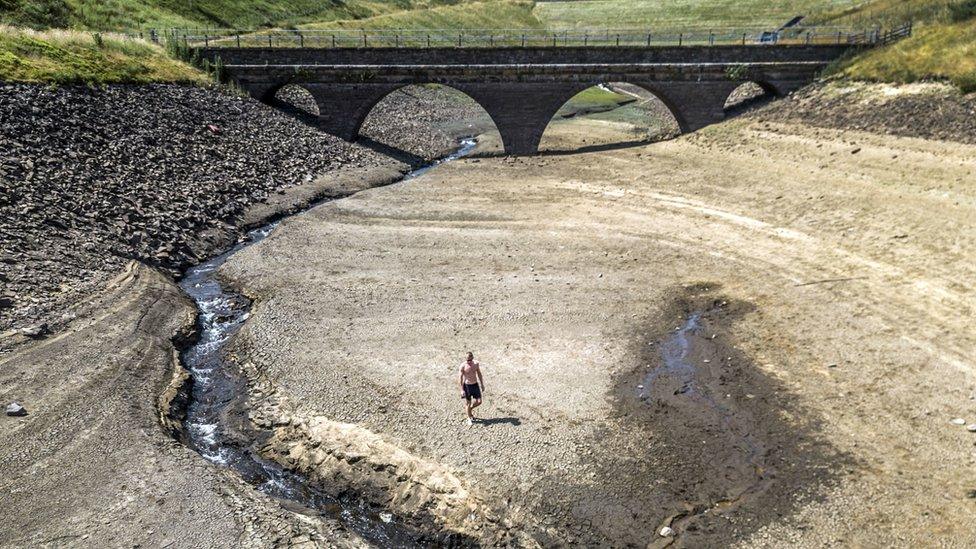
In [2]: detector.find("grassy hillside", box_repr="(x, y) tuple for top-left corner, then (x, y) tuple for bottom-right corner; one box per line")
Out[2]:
(838, 15), (976, 92)
(0, 25), (205, 83)
(300, 1), (541, 31)
(532, 0), (864, 31)
(811, 0), (976, 26)
(0, 0), (459, 32)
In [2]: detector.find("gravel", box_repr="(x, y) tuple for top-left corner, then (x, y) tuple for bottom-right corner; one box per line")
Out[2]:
(0, 83), (461, 336)
(756, 81), (976, 143)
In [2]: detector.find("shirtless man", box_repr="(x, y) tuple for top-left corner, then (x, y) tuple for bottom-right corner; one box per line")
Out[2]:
(459, 352), (484, 425)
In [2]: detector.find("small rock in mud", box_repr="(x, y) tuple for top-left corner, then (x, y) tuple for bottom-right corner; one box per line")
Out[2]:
(659, 526), (674, 537)
(951, 418), (967, 425)
(6, 402), (27, 416)
(967, 424), (976, 433)
(19, 323), (49, 339)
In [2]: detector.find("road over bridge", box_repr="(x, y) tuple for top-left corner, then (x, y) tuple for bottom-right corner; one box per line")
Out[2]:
(200, 43), (866, 155)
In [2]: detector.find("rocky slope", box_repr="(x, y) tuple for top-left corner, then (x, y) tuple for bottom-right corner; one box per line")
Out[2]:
(0, 83), (487, 340)
(758, 81), (976, 143)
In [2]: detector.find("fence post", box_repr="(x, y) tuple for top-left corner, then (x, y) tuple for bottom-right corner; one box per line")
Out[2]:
(806, 31), (811, 44)
(679, 33), (683, 46)
(836, 31), (841, 44)
(395, 34), (399, 48)
(458, 33), (462, 47)
(615, 33), (619, 46)
(553, 34), (557, 47)
(363, 33), (367, 47)
(709, 31), (714, 45)
(742, 32), (746, 45)
(489, 34), (493, 47)
(299, 33), (304, 47)
(427, 34), (430, 48)
(236, 33), (241, 47)
(521, 34), (525, 47)
(268, 34), (272, 47)
(204, 35), (209, 47)
(332, 34), (336, 48)
(585, 33), (588, 46)
(647, 33), (651, 46)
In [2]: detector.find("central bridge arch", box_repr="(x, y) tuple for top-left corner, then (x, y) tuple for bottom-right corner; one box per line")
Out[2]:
(358, 84), (503, 157)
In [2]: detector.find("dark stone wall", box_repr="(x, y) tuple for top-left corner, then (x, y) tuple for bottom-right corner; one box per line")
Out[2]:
(200, 45), (858, 66)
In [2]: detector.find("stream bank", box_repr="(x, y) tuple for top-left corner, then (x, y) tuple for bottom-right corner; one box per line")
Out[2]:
(166, 140), (506, 545)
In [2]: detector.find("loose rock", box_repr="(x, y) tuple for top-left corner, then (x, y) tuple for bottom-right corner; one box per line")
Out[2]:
(6, 402), (27, 417)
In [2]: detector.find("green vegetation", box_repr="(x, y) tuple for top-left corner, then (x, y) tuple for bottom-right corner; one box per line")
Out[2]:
(0, 0), (462, 32)
(300, 0), (541, 31)
(811, 0), (976, 26)
(0, 25), (206, 83)
(532, 0), (863, 31)
(837, 16), (976, 92)
(813, 0), (976, 92)
(1, 0), (974, 91)
(557, 86), (630, 112)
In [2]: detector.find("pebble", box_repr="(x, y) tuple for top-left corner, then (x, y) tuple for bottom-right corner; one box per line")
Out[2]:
(951, 418), (967, 425)
(6, 402), (27, 416)
(968, 425), (976, 433)
(659, 526), (674, 537)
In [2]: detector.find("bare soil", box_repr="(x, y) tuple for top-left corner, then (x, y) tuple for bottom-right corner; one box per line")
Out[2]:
(218, 113), (976, 546)
(3, 82), (975, 547)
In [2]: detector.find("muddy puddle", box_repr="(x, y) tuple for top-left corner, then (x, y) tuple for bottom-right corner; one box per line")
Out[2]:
(573, 284), (854, 547)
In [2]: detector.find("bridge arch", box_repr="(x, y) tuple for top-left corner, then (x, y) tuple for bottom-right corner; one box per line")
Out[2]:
(356, 84), (503, 157)
(724, 80), (779, 115)
(270, 84), (320, 121)
(538, 82), (681, 153)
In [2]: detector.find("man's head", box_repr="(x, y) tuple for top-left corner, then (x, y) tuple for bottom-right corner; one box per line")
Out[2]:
(466, 351), (474, 362)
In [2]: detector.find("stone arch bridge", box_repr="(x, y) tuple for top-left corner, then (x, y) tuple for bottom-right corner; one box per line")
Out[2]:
(199, 45), (860, 155)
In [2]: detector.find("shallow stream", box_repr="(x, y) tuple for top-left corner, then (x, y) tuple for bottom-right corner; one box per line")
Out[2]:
(176, 139), (476, 544)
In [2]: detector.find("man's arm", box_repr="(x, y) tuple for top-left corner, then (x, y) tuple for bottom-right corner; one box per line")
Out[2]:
(476, 365), (484, 392)
(459, 366), (465, 393)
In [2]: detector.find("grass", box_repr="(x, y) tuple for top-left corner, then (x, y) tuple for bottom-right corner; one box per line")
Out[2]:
(1, 0), (973, 92)
(836, 16), (976, 92)
(300, 1), (541, 31)
(0, 0), (456, 32)
(0, 25), (206, 83)
(810, 0), (976, 26)
(532, 0), (865, 31)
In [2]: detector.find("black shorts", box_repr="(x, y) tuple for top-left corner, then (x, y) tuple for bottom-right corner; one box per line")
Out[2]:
(462, 383), (482, 401)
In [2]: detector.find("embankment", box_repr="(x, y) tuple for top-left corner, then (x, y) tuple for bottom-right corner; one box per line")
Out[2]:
(0, 82), (492, 340)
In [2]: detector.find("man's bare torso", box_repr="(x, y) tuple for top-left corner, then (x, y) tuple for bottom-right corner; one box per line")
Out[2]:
(460, 361), (480, 385)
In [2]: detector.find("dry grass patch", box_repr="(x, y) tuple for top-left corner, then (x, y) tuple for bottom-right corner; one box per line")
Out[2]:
(0, 25), (206, 84)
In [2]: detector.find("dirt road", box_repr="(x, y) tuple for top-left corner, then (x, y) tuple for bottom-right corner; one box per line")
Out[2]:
(219, 116), (976, 546)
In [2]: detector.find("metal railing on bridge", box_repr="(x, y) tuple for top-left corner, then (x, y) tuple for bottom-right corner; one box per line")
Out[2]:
(160, 24), (911, 49)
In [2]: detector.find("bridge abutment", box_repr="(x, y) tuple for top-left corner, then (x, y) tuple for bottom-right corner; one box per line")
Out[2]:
(303, 83), (404, 141)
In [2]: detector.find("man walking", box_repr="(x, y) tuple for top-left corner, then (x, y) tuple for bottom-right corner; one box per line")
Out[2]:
(459, 351), (484, 425)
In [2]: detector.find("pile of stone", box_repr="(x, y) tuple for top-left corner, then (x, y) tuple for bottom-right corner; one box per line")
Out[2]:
(0, 83), (396, 335)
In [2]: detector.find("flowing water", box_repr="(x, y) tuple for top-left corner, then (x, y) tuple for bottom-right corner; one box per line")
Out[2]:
(176, 139), (476, 544)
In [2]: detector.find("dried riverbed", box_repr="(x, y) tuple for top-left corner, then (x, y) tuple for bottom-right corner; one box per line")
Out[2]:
(213, 115), (976, 546)
(4, 84), (975, 547)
